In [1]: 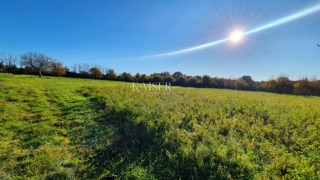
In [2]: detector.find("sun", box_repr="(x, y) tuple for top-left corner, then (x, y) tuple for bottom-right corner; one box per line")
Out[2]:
(230, 31), (244, 42)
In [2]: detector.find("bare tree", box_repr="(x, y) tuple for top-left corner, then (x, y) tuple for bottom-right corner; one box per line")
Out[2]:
(5, 54), (17, 67)
(20, 52), (52, 78)
(0, 53), (3, 62)
(0, 54), (5, 72)
(3, 53), (19, 73)
(0, 53), (18, 68)
(76, 63), (82, 73)
(102, 67), (110, 75)
(82, 63), (91, 73)
(71, 64), (77, 73)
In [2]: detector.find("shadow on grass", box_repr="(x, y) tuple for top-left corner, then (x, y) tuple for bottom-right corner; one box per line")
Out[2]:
(67, 95), (253, 180)
(72, 98), (164, 179)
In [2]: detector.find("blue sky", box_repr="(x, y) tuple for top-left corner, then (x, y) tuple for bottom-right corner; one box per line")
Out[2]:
(1, 0), (320, 81)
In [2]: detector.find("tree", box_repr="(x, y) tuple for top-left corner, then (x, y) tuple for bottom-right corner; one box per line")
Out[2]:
(202, 75), (211, 87)
(89, 67), (102, 79)
(78, 63), (91, 78)
(263, 79), (277, 92)
(239, 75), (256, 90)
(1, 53), (17, 67)
(82, 63), (91, 73)
(173, 71), (183, 79)
(152, 75), (163, 82)
(105, 69), (117, 80)
(0, 54), (6, 72)
(175, 76), (187, 86)
(275, 75), (293, 94)
(234, 75), (256, 90)
(263, 75), (293, 94)
(71, 64), (77, 73)
(212, 77), (225, 88)
(235, 79), (247, 90)
(186, 77), (199, 87)
(0, 53), (18, 73)
(20, 52), (51, 78)
(77, 63), (82, 73)
(0, 61), (4, 73)
(195, 75), (202, 81)
(311, 80), (320, 96)
(163, 75), (175, 84)
(51, 61), (66, 76)
(224, 78), (236, 89)
(64, 66), (70, 73)
(134, 73), (141, 82)
(121, 72), (133, 82)
(140, 74), (149, 82)
(294, 78), (312, 96)
(160, 71), (170, 77)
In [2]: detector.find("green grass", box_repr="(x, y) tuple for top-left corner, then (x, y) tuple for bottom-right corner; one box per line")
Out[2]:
(0, 73), (319, 179)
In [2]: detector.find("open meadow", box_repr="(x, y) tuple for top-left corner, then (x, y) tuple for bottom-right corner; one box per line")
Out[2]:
(0, 73), (319, 179)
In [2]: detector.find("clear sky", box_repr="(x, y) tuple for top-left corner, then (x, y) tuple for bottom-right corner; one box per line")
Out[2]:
(1, 0), (320, 81)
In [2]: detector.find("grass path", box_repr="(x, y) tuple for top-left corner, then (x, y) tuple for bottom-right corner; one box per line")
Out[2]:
(0, 74), (109, 179)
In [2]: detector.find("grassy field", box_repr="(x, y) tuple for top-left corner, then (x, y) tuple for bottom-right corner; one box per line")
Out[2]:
(0, 73), (319, 179)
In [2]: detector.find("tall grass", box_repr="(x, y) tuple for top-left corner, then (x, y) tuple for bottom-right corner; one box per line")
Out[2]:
(0, 74), (319, 179)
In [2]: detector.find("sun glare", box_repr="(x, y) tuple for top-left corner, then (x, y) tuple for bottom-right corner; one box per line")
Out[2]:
(230, 31), (243, 42)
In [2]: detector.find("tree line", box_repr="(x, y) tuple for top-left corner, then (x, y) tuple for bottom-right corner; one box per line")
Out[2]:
(1, 51), (320, 96)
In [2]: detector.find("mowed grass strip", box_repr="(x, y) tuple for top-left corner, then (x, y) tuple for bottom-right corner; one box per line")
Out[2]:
(0, 74), (319, 179)
(0, 74), (120, 179)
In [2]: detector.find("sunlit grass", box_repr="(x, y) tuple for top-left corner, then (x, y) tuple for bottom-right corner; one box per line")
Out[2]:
(0, 73), (319, 179)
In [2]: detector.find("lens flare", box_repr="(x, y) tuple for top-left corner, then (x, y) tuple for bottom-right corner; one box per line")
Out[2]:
(141, 38), (229, 59)
(139, 2), (320, 59)
(245, 3), (320, 35)
(230, 31), (244, 42)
